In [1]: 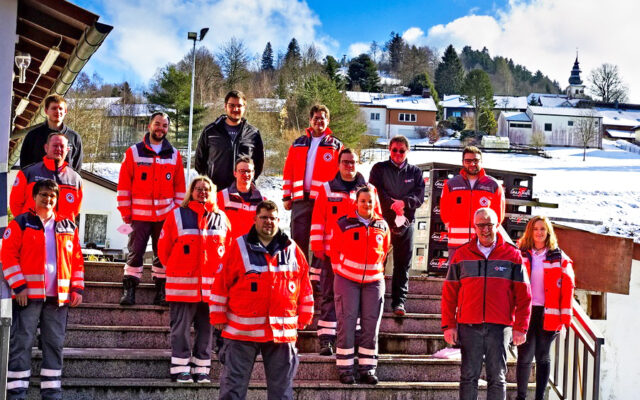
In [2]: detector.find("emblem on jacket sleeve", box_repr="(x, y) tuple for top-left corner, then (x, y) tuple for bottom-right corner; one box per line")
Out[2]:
(13, 176), (19, 186)
(217, 246), (225, 257)
(288, 281), (297, 293)
(166, 172), (172, 180)
(323, 153), (333, 162)
(66, 240), (73, 252)
(479, 196), (490, 207)
(66, 193), (75, 203)
(376, 234), (384, 244)
(3, 228), (11, 239)
(557, 278), (562, 288)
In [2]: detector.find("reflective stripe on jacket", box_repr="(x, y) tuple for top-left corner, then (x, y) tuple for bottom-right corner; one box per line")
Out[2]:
(522, 247), (575, 331)
(158, 201), (231, 302)
(441, 233), (531, 333)
(217, 182), (265, 239)
(209, 228), (314, 343)
(117, 133), (186, 222)
(330, 211), (390, 284)
(1, 211), (84, 306)
(282, 128), (343, 202)
(439, 168), (505, 247)
(310, 172), (381, 253)
(10, 157), (83, 221)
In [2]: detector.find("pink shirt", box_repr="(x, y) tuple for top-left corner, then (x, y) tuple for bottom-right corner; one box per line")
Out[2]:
(530, 248), (546, 306)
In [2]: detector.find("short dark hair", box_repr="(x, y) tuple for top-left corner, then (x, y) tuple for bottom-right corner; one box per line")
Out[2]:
(355, 186), (372, 201)
(225, 90), (246, 104)
(32, 179), (59, 200)
(389, 135), (409, 148)
(462, 146), (482, 159)
(235, 156), (254, 170)
(44, 94), (66, 110)
(46, 132), (68, 144)
(309, 104), (330, 120)
(149, 112), (170, 126)
(338, 148), (357, 163)
(256, 200), (278, 215)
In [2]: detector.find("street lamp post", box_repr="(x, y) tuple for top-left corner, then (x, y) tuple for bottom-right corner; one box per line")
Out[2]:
(186, 27), (209, 180)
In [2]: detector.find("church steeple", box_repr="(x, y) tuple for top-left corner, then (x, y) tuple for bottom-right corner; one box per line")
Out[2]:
(569, 53), (583, 85)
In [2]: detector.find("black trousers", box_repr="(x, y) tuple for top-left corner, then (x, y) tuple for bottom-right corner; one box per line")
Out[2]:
(516, 306), (559, 400)
(390, 223), (414, 308)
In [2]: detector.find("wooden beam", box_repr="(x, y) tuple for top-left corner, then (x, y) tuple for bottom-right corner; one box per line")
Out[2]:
(18, 3), (84, 41)
(22, 0), (98, 28)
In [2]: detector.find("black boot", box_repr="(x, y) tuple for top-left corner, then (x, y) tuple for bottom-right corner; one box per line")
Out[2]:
(153, 278), (168, 306)
(119, 277), (137, 305)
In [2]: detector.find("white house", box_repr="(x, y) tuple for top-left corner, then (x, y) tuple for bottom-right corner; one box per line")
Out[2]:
(498, 106), (603, 147)
(441, 94), (528, 120)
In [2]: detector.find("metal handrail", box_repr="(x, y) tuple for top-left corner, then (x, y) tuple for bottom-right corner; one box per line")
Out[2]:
(548, 298), (605, 400)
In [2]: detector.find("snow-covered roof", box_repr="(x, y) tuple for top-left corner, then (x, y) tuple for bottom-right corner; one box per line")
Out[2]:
(107, 103), (163, 117)
(502, 112), (531, 122)
(441, 94), (527, 110)
(68, 96), (122, 110)
(528, 106), (601, 118)
(596, 108), (640, 128)
(253, 98), (286, 112)
(527, 92), (567, 103)
(346, 91), (437, 112)
(605, 129), (636, 139)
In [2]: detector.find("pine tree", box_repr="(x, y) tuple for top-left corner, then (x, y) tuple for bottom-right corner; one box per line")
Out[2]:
(385, 32), (404, 75)
(435, 45), (464, 96)
(284, 38), (301, 68)
(348, 54), (381, 92)
(324, 55), (344, 88)
(261, 42), (274, 71)
(460, 69), (494, 132)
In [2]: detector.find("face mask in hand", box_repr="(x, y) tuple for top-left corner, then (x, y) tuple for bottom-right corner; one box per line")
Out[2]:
(395, 215), (407, 228)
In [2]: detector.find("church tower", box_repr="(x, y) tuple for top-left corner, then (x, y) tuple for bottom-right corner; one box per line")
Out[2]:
(567, 53), (586, 98)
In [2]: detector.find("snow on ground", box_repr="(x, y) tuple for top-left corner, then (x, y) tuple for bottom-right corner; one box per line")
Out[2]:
(87, 138), (640, 243)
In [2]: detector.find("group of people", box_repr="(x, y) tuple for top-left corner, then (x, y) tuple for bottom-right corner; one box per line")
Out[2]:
(0, 90), (575, 400)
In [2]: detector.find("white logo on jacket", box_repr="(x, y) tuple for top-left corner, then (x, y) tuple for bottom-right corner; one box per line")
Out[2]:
(288, 281), (297, 293)
(479, 196), (490, 207)
(66, 193), (75, 203)
(13, 177), (19, 186)
(217, 246), (225, 257)
(376, 234), (384, 244)
(323, 153), (333, 162)
(66, 240), (73, 252)
(3, 228), (11, 239)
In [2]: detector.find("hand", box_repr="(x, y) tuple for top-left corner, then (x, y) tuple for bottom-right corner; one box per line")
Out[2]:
(15, 290), (28, 307)
(283, 200), (292, 211)
(391, 199), (405, 215)
(123, 215), (132, 224)
(214, 323), (226, 331)
(70, 292), (83, 307)
(313, 250), (325, 260)
(512, 330), (527, 346)
(444, 328), (458, 345)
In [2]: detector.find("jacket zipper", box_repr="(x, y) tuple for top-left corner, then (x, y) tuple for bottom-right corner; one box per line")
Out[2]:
(482, 258), (487, 322)
(361, 223), (369, 285)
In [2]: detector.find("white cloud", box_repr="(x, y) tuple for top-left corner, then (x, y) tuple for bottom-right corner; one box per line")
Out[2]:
(407, 0), (640, 101)
(402, 27), (425, 44)
(95, 0), (338, 83)
(348, 42), (371, 58)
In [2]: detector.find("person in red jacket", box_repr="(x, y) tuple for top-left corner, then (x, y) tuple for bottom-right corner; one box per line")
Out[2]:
(516, 216), (574, 400)
(210, 200), (313, 400)
(331, 187), (390, 385)
(282, 104), (343, 264)
(158, 176), (231, 384)
(2, 179), (84, 400)
(310, 148), (381, 356)
(11, 132), (83, 221)
(117, 112), (186, 306)
(217, 156), (265, 239)
(439, 146), (505, 262)
(441, 207), (531, 400)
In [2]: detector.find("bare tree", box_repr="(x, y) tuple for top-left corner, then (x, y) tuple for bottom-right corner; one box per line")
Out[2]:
(574, 110), (601, 161)
(217, 37), (250, 91)
(588, 63), (629, 103)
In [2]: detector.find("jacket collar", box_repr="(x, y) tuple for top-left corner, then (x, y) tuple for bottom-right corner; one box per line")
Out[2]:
(468, 231), (506, 256)
(459, 167), (487, 180)
(42, 156), (68, 172)
(186, 200), (216, 215)
(227, 181), (262, 201)
(143, 132), (172, 154)
(305, 126), (333, 139)
(246, 226), (291, 255)
(329, 171), (367, 192)
(388, 158), (408, 170)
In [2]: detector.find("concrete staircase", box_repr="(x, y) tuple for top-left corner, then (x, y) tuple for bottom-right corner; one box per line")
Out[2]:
(25, 262), (534, 399)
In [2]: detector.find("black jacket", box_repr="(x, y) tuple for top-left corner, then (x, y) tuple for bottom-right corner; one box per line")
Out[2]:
(368, 159), (425, 223)
(194, 115), (264, 190)
(20, 122), (83, 171)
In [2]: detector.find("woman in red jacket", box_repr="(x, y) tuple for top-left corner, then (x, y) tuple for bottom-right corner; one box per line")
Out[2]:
(158, 176), (231, 384)
(516, 216), (575, 400)
(331, 187), (390, 385)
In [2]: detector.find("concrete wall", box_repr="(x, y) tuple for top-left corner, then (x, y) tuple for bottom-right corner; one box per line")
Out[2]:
(359, 106), (387, 137)
(1, 0), (17, 232)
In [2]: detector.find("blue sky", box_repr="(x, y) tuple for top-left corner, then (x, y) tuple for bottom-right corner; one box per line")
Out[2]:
(73, 0), (640, 101)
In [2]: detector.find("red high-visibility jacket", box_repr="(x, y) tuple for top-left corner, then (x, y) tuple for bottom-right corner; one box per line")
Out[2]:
(522, 247), (575, 331)
(209, 228), (314, 343)
(1, 211), (84, 306)
(216, 182), (265, 239)
(310, 172), (382, 253)
(10, 157), (83, 221)
(282, 127), (343, 202)
(439, 168), (505, 248)
(441, 233), (532, 333)
(158, 201), (232, 303)
(117, 134), (186, 222)
(330, 211), (390, 284)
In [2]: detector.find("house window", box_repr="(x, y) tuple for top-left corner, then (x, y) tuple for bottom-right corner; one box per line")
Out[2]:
(544, 123), (552, 132)
(399, 113), (417, 122)
(84, 214), (108, 246)
(568, 121), (574, 127)
(370, 112), (380, 121)
(452, 111), (462, 117)
(511, 123), (532, 128)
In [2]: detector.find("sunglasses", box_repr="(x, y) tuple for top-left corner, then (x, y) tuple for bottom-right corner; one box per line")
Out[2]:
(391, 148), (406, 154)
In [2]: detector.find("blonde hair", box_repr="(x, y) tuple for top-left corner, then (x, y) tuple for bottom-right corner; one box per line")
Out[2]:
(519, 215), (558, 251)
(181, 175), (218, 211)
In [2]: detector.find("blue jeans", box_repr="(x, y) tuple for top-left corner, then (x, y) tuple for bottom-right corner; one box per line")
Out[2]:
(458, 323), (512, 400)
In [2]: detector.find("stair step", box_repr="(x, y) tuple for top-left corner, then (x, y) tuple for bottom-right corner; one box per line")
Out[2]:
(83, 282), (442, 313)
(30, 348), (531, 383)
(26, 378), (536, 400)
(69, 303), (444, 333)
(83, 262), (445, 295)
(64, 324), (448, 354)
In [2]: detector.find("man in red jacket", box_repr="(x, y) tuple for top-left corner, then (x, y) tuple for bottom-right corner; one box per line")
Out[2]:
(210, 200), (313, 399)
(441, 207), (531, 400)
(439, 146), (505, 263)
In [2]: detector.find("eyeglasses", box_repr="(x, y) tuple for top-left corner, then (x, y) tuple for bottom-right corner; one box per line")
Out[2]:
(236, 169), (254, 174)
(258, 216), (278, 222)
(37, 192), (57, 199)
(193, 187), (211, 193)
(463, 158), (481, 164)
(391, 148), (406, 154)
(226, 103), (245, 109)
(340, 160), (356, 165)
(475, 223), (495, 230)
